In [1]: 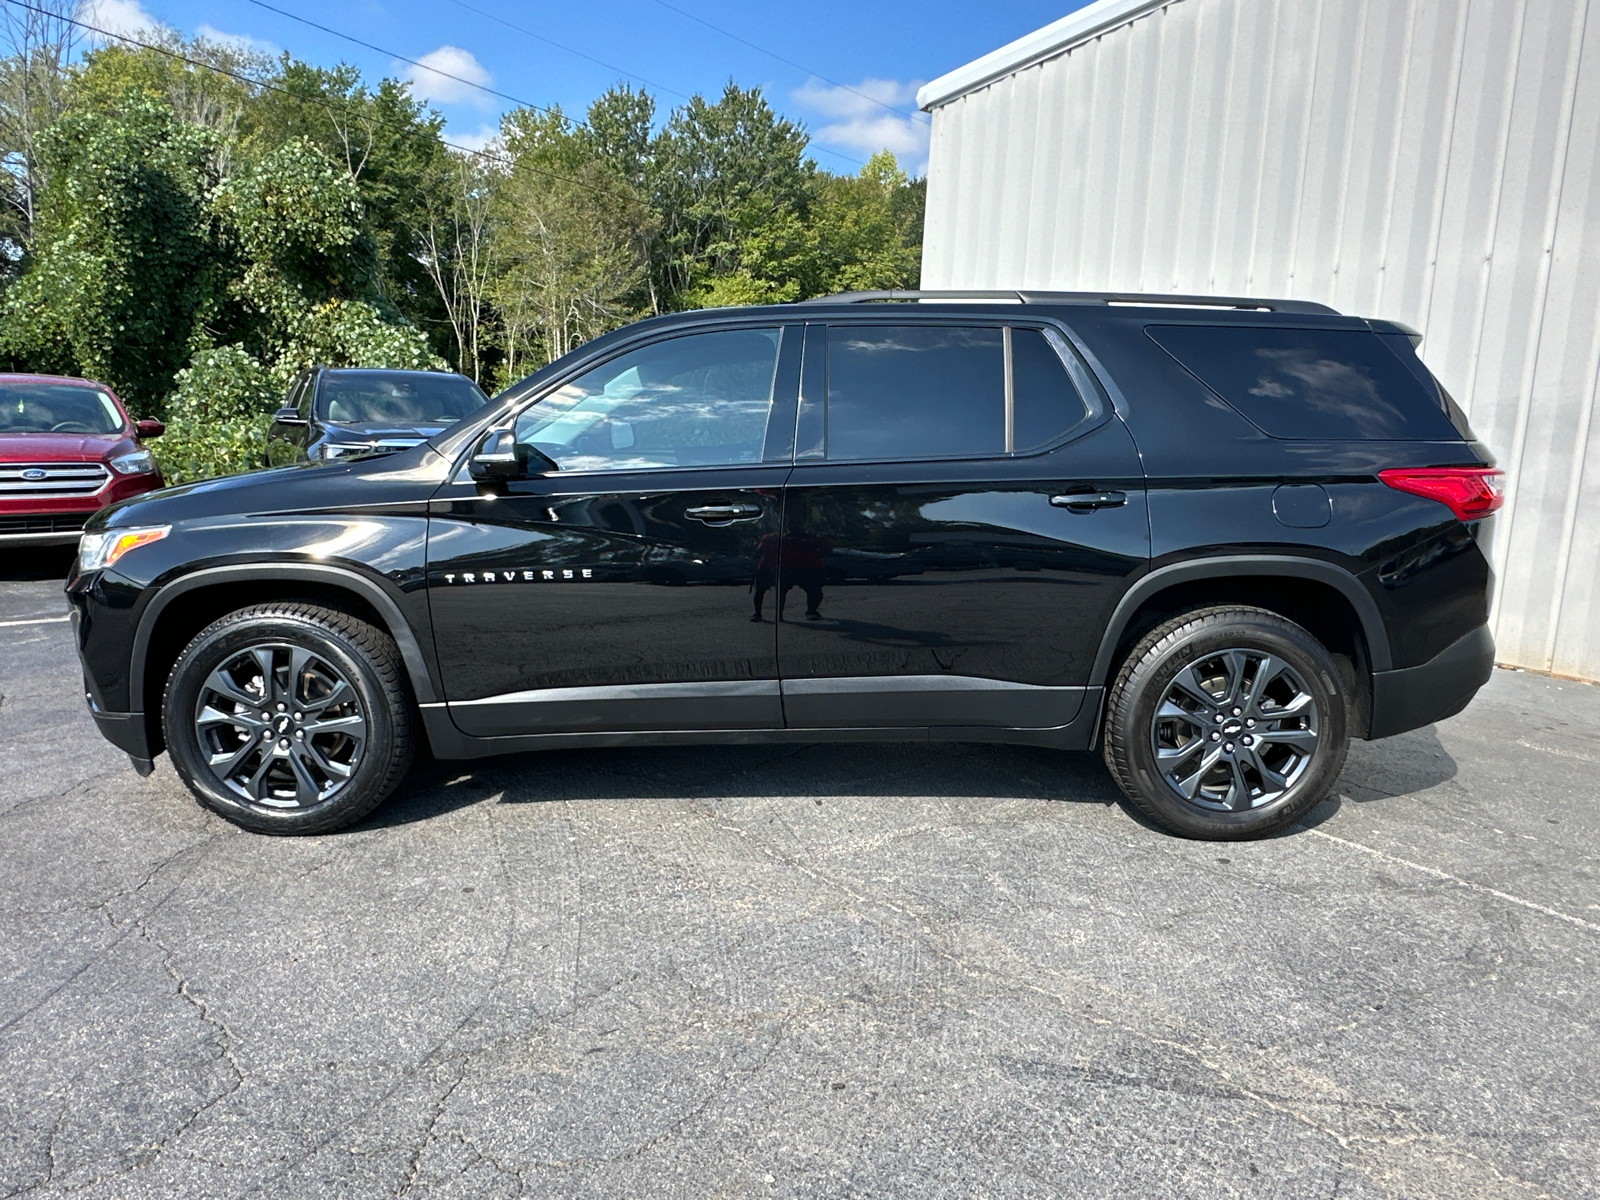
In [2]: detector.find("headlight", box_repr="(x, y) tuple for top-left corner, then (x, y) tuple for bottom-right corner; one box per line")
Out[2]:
(79, 525), (170, 572)
(319, 442), (369, 460)
(109, 450), (156, 475)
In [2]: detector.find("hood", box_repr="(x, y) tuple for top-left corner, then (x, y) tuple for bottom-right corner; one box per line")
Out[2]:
(322, 421), (448, 443)
(87, 440), (450, 529)
(0, 431), (132, 462)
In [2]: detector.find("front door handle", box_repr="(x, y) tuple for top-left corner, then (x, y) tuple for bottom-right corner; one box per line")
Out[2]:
(685, 503), (763, 524)
(1050, 490), (1127, 511)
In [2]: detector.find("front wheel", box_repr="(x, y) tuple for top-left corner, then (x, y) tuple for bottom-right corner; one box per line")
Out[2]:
(162, 603), (414, 834)
(1101, 606), (1350, 840)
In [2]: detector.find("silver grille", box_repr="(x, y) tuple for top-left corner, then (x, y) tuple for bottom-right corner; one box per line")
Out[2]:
(0, 462), (111, 496)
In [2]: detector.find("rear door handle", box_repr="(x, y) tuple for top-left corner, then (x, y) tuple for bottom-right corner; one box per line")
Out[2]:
(1050, 491), (1127, 511)
(685, 503), (763, 524)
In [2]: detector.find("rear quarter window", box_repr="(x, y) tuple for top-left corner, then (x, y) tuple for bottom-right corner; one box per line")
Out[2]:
(1147, 325), (1464, 441)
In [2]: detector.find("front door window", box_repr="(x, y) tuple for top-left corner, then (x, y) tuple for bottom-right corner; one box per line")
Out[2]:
(515, 329), (783, 472)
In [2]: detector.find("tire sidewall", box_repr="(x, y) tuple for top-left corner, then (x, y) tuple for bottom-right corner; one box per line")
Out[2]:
(164, 612), (398, 834)
(1116, 616), (1348, 839)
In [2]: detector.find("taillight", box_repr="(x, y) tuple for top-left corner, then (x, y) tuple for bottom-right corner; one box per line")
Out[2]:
(1378, 467), (1504, 522)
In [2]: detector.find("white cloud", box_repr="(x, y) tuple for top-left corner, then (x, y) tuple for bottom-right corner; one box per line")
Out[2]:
(77, 0), (159, 41)
(793, 76), (931, 174)
(195, 24), (279, 56)
(400, 46), (494, 110)
(445, 123), (499, 154)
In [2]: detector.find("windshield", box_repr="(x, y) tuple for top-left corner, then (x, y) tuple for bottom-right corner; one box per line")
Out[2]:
(317, 372), (488, 425)
(0, 382), (124, 435)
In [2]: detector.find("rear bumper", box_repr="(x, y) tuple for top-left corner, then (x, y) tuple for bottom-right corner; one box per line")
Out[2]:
(1367, 624), (1495, 739)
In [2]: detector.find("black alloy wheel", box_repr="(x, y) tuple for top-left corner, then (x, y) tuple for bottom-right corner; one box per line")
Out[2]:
(163, 603), (413, 834)
(1102, 606), (1350, 839)
(195, 644), (367, 808)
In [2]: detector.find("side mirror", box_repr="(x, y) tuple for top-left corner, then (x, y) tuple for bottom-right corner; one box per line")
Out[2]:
(469, 430), (558, 482)
(273, 407), (307, 425)
(469, 429), (524, 482)
(134, 418), (165, 439)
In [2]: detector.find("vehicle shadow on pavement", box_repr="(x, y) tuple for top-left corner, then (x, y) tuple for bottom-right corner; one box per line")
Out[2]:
(0, 547), (74, 582)
(356, 725), (1461, 837)
(359, 741), (1127, 832)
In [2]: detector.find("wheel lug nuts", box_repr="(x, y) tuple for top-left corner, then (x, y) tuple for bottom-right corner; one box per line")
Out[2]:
(1225, 742), (1234, 753)
(278, 738), (289, 750)
(1245, 718), (1255, 727)
(1232, 707), (1241, 716)
(1214, 714), (1224, 723)
(1211, 731), (1221, 741)
(1242, 735), (1253, 746)
(293, 712), (302, 721)
(260, 711), (270, 720)
(276, 703), (286, 712)
(295, 730), (304, 740)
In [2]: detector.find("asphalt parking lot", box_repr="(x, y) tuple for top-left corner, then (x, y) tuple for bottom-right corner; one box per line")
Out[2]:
(1, 550), (1596, 1199)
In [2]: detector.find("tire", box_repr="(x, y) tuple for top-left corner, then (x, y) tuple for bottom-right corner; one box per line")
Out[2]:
(162, 603), (414, 834)
(1101, 606), (1350, 840)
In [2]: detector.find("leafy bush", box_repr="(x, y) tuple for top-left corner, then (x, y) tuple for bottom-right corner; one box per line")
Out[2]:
(287, 299), (446, 373)
(153, 345), (276, 484)
(152, 317), (447, 483)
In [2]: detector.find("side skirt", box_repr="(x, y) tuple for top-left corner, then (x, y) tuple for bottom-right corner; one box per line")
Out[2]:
(419, 689), (1104, 762)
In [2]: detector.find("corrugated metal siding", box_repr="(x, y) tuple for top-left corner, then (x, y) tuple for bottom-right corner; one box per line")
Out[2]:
(922, 0), (1600, 681)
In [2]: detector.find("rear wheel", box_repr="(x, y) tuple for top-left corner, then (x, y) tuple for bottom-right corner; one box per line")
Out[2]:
(163, 603), (413, 834)
(1102, 606), (1350, 839)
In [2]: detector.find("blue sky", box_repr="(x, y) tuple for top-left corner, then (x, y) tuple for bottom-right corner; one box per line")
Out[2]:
(77, 0), (1092, 175)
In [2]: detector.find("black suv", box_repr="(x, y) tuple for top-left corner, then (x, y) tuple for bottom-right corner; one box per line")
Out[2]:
(264, 367), (488, 465)
(68, 292), (1501, 840)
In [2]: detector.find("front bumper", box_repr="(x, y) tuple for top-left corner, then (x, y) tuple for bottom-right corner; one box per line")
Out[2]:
(1, 472), (163, 543)
(87, 695), (156, 773)
(1367, 624), (1495, 739)
(0, 513), (94, 544)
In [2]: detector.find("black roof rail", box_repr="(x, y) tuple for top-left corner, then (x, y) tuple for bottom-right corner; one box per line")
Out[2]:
(801, 289), (1340, 315)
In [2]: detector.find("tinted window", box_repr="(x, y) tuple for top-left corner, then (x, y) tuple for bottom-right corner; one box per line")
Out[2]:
(1148, 326), (1463, 441)
(821, 325), (1091, 461)
(1375, 332), (1477, 440)
(0, 383), (123, 434)
(319, 372), (487, 425)
(515, 328), (781, 471)
(826, 326), (1005, 460)
(1011, 328), (1091, 452)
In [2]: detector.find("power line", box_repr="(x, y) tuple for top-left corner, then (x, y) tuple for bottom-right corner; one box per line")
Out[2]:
(0, 0), (651, 207)
(442, 0), (691, 104)
(248, 0), (868, 168)
(646, 0), (930, 125)
(244, 0), (570, 125)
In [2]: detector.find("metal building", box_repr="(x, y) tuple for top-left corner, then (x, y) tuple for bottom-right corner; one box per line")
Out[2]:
(918, 0), (1600, 682)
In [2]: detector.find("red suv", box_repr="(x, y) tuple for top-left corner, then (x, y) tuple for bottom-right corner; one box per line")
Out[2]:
(0, 374), (166, 547)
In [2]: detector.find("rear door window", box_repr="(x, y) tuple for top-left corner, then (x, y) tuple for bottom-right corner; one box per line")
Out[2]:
(1147, 325), (1463, 441)
(819, 325), (1091, 462)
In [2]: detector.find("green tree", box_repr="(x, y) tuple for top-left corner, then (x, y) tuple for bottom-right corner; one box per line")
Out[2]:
(243, 62), (454, 357)
(0, 0), (81, 269)
(0, 95), (219, 413)
(418, 149), (500, 383)
(648, 82), (814, 308)
(490, 105), (649, 379)
(804, 150), (923, 295)
(68, 32), (266, 175)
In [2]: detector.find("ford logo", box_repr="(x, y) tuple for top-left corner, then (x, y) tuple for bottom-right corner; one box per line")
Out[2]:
(20, 468), (47, 481)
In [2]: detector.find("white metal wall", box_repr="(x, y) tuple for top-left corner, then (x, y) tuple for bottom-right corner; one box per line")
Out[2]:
(922, 0), (1600, 681)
